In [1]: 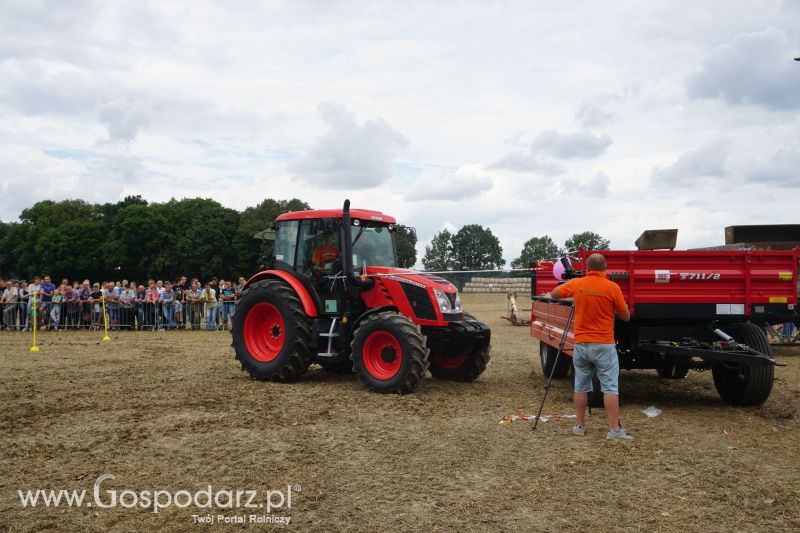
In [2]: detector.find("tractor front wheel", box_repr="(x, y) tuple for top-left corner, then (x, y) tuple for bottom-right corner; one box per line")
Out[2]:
(351, 312), (429, 394)
(231, 279), (313, 381)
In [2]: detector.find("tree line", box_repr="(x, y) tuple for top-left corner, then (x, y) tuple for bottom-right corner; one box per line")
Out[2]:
(0, 196), (609, 280)
(421, 227), (609, 271)
(0, 196), (419, 281)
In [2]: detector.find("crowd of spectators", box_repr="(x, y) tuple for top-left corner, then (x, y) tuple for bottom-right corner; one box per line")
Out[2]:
(0, 275), (246, 332)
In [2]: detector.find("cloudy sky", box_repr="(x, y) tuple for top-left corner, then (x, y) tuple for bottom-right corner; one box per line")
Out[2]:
(1, 1), (799, 265)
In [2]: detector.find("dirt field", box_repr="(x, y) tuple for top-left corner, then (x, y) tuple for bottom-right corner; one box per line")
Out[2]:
(1, 310), (799, 532)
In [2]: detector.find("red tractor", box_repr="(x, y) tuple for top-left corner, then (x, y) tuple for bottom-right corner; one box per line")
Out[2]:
(231, 200), (491, 393)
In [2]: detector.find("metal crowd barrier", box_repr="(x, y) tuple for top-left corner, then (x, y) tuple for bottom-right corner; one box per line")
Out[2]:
(0, 300), (237, 331)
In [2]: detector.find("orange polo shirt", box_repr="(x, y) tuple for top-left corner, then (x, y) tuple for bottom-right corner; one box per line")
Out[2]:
(554, 271), (628, 344)
(312, 246), (339, 269)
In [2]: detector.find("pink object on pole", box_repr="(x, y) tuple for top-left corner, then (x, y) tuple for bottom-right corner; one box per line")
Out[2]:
(552, 259), (566, 281)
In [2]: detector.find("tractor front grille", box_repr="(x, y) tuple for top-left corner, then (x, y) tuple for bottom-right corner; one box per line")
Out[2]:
(401, 284), (437, 320)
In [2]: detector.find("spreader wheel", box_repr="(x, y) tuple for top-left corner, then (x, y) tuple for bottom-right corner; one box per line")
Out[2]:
(712, 323), (774, 405)
(540, 341), (571, 379)
(231, 279), (313, 381)
(351, 311), (429, 394)
(588, 374), (604, 408)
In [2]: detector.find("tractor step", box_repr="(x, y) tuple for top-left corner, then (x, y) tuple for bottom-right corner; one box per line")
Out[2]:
(317, 318), (340, 358)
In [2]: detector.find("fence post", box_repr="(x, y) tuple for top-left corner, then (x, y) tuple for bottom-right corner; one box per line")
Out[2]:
(30, 291), (39, 352)
(101, 291), (110, 341)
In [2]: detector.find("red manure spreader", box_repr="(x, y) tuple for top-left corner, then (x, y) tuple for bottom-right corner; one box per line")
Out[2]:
(231, 200), (490, 393)
(530, 247), (798, 405)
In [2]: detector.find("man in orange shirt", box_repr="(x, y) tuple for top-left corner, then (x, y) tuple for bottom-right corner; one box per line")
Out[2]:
(312, 234), (339, 272)
(551, 253), (633, 441)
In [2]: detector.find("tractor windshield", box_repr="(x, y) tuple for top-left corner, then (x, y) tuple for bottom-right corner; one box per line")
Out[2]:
(351, 224), (397, 268)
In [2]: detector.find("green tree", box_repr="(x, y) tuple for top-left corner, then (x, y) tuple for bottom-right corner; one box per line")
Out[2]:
(564, 231), (610, 252)
(161, 198), (241, 280)
(35, 219), (107, 281)
(511, 235), (561, 269)
(422, 229), (453, 271)
(233, 198), (310, 273)
(395, 225), (417, 268)
(104, 203), (169, 281)
(451, 225), (505, 270)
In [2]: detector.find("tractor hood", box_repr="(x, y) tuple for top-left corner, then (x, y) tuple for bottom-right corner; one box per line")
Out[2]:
(365, 266), (458, 294)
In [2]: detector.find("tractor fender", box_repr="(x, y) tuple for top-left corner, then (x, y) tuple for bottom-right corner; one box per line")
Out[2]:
(349, 306), (398, 341)
(244, 270), (319, 317)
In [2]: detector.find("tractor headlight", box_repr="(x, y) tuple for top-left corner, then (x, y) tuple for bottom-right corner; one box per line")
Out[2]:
(433, 289), (452, 313)
(433, 289), (460, 313)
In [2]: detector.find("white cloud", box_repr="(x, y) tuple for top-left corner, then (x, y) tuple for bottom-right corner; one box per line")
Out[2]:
(289, 103), (408, 189)
(490, 151), (565, 175)
(575, 94), (622, 127)
(585, 171), (610, 197)
(531, 130), (613, 159)
(405, 165), (493, 201)
(0, 1), (799, 267)
(652, 141), (729, 186)
(687, 27), (800, 109)
(741, 145), (800, 186)
(97, 98), (151, 142)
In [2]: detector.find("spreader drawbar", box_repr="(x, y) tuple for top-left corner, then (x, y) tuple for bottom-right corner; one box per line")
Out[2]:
(532, 302), (575, 431)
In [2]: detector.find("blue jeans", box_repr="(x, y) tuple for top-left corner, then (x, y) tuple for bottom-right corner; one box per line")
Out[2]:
(163, 304), (175, 329)
(573, 343), (620, 395)
(222, 302), (235, 325)
(205, 305), (218, 331)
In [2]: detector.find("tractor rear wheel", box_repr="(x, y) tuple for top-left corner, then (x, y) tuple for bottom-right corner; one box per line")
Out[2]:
(540, 341), (571, 379)
(351, 311), (428, 394)
(231, 279), (313, 382)
(712, 323), (774, 405)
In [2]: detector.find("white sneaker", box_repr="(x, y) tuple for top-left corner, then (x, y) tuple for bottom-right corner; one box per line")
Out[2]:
(572, 425), (587, 436)
(607, 428), (634, 441)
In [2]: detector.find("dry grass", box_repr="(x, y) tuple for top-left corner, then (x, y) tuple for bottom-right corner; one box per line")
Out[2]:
(1, 311), (798, 532)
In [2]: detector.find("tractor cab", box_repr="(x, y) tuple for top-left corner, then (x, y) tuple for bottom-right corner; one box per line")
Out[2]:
(273, 209), (398, 275)
(231, 200), (491, 394)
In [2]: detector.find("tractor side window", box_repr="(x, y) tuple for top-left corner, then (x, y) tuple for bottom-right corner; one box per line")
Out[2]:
(274, 221), (299, 267)
(296, 220), (340, 275)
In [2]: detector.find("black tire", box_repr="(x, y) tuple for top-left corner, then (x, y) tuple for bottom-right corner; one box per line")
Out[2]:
(540, 341), (571, 379)
(351, 311), (428, 394)
(318, 358), (354, 374)
(429, 342), (490, 382)
(657, 363), (689, 379)
(428, 313), (491, 382)
(231, 279), (313, 382)
(712, 323), (774, 405)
